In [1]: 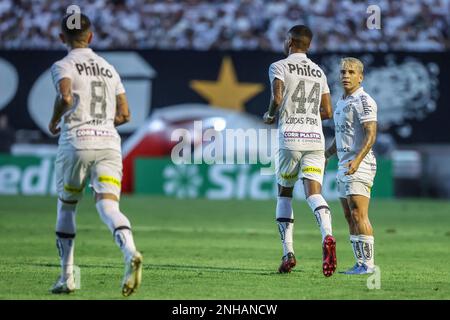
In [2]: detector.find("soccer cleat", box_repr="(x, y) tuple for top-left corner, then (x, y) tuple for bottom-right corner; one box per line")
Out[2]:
(340, 263), (362, 275)
(121, 251), (143, 297)
(322, 235), (337, 277)
(353, 263), (375, 275)
(278, 252), (296, 273)
(51, 275), (76, 294)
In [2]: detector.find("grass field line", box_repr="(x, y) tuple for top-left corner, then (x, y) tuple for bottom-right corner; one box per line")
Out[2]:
(67, 224), (450, 238)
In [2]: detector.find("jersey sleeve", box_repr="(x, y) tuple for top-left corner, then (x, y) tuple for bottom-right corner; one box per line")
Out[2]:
(113, 67), (126, 95)
(356, 94), (377, 123)
(269, 62), (284, 83)
(50, 61), (72, 92)
(116, 78), (126, 95)
(322, 72), (330, 94)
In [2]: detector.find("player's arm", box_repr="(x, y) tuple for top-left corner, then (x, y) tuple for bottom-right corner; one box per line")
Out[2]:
(114, 93), (130, 127)
(325, 137), (337, 159)
(263, 78), (284, 124)
(320, 93), (332, 120)
(345, 121), (377, 175)
(324, 137), (337, 170)
(48, 78), (73, 135)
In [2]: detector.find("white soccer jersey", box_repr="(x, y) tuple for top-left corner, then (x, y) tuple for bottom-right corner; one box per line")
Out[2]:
(334, 86), (377, 176)
(51, 48), (125, 152)
(269, 52), (330, 151)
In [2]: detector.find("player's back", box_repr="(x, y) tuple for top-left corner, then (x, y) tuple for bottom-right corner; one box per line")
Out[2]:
(269, 53), (330, 151)
(51, 48), (125, 152)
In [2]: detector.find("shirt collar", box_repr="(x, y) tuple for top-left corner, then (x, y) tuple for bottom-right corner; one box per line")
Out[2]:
(289, 52), (307, 58)
(69, 47), (93, 54)
(343, 86), (364, 99)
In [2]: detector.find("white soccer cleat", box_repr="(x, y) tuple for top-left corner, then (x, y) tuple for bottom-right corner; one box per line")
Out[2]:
(121, 251), (143, 297)
(51, 275), (76, 294)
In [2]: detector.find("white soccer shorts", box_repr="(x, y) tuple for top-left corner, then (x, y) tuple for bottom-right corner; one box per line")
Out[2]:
(55, 148), (123, 201)
(275, 148), (325, 187)
(336, 169), (375, 199)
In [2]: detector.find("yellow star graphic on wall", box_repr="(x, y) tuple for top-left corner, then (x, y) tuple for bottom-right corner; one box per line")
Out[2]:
(190, 56), (264, 112)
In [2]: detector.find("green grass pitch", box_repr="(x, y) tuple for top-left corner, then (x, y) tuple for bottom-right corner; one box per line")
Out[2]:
(0, 195), (449, 300)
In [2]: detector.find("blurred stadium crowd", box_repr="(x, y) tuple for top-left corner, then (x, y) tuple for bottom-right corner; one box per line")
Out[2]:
(0, 0), (448, 52)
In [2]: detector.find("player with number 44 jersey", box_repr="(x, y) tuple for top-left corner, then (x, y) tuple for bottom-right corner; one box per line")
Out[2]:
(263, 25), (336, 277)
(48, 13), (142, 297)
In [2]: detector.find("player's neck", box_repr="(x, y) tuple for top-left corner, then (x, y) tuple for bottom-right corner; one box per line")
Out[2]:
(289, 49), (307, 55)
(68, 42), (90, 51)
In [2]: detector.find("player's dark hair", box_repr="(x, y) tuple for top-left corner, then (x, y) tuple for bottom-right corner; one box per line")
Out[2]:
(61, 13), (91, 42)
(288, 25), (313, 51)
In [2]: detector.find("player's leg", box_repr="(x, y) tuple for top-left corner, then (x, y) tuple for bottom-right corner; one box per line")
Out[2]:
(275, 149), (299, 273)
(52, 149), (88, 293)
(277, 184), (296, 273)
(53, 198), (78, 293)
(95, 192), (142, 296)
(338, 195), (364, 274)
(301, 151), (332, 241)
(347, 191), (375, 273)
(92, 150), (142, 296)
(95, 192), (139, 263)
(304, 178), (336, 277)
(301, 151), (336, 277)
(303, 178), (333, 240)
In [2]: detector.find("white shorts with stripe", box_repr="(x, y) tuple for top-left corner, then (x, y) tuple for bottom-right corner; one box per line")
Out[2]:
(275, 148), (325, 187)
(55, 148), (122, 202)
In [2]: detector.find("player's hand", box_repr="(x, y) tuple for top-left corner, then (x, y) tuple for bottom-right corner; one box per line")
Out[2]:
(344, 159), (361, 175)
(263, 112), (276, 124)
(48, 121), (61, 135)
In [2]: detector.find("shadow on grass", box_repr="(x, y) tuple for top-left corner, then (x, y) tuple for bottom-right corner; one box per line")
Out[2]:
(25, 262), (303, 275)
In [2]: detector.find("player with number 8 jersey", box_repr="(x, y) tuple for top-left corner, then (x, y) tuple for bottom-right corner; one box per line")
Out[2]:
(48, 13), (142, 297)
(51, 45), (123, 151)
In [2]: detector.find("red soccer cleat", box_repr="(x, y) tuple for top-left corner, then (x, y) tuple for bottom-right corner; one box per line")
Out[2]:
(322, 235), (337, 277)
(278, 252), (296, 273)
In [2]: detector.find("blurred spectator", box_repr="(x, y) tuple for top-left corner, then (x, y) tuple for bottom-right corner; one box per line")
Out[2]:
(0, 114), (14, 153)
(0, 0), (448, 52)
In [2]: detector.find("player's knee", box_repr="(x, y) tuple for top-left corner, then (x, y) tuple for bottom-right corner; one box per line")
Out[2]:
(278, 185), (293, 197)
(350, 208), (363, 225)
(303, 179), (322, 198)
(95, 192), (119, 202)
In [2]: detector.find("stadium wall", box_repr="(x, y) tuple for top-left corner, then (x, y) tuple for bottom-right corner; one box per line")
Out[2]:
(0, 154), (393, 200)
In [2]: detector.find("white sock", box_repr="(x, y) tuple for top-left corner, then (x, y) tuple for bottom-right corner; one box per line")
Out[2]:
(276, 196), (294, 256)
(96, 199), (137, 261)
(350, 235), (364, 266)
(306, 194), (332, 241)
(56, 199), (77, 234)
(56, 237), (75, 279)
(55, 200), (77, 279)
(358, 234), (375, 268)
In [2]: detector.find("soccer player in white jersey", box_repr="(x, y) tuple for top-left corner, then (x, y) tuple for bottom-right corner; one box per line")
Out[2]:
(325, 57), (377, 274)
(48, 14), (142, 296)
(263, 25), (336, 277)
